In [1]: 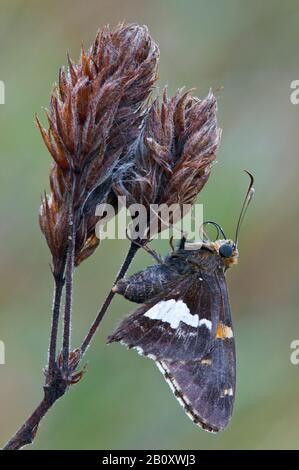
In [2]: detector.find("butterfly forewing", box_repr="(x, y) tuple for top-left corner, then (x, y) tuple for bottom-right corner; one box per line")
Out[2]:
(108, 273), (221, 362)
(156, 270), (236, 432)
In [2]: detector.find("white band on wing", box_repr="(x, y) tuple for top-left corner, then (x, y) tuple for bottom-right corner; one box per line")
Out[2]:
(144, 299), (212, 330)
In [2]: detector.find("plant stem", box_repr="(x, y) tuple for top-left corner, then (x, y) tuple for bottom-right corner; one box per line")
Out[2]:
(80, 241), (139, 356)
(3, 240), (139, 450)
(62, 204), (76, 377)
(47, 272), (65, 382)
(3, 371), (68, 450)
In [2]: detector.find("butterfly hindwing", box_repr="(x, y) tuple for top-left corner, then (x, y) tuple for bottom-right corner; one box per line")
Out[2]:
(157, 339), (235, 432)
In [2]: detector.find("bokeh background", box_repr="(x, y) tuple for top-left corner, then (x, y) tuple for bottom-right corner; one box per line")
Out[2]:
(0, 0), (299, 450)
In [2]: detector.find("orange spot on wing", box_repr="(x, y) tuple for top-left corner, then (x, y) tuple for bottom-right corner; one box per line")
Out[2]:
(216, 322), (233, 339)
(216, 322), (223, 338)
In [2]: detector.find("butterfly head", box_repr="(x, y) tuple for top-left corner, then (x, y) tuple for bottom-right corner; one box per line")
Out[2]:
(214, 239), (238, 268)
(184, 236), (238, 269)
(195, 221), (238, 269)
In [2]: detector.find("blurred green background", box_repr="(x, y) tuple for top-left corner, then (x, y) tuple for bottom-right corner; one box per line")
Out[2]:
(0, 0), (299, 450)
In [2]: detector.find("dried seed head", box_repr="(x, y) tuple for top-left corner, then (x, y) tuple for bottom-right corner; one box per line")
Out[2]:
(38, 23), (159, 268)
(161, 89), (220, 205)
(114, 89), (221, 237)
(39, 165), (69, 276)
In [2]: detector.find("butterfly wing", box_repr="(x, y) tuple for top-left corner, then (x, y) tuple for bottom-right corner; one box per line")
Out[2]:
(108, 248), (236, 431)
(108, 266), (223, 362)
(157, 271), (236, 432)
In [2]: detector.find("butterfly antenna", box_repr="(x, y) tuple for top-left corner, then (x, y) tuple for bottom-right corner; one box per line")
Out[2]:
(234, 170), (255, 248)
(201, 221), (227, 241)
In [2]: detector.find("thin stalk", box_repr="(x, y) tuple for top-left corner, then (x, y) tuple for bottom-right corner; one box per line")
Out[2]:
(3, 384), (66, 451)
(3, 397), (53, 450)
(3, 240), (139, 450)
(62, 204), (76, 377)
(80, 241), (139, 356)
(47, 272), (65, 382)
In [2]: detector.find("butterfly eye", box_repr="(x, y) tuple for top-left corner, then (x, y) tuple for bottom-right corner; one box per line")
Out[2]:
(219, 243), (233, 258)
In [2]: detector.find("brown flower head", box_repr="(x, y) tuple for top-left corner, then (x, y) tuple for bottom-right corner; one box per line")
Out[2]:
(38, 23), (159, 273)
(113, 89), (221, 239)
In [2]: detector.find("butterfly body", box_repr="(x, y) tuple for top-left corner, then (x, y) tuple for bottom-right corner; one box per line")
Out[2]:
(108, 239), (238, 432)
